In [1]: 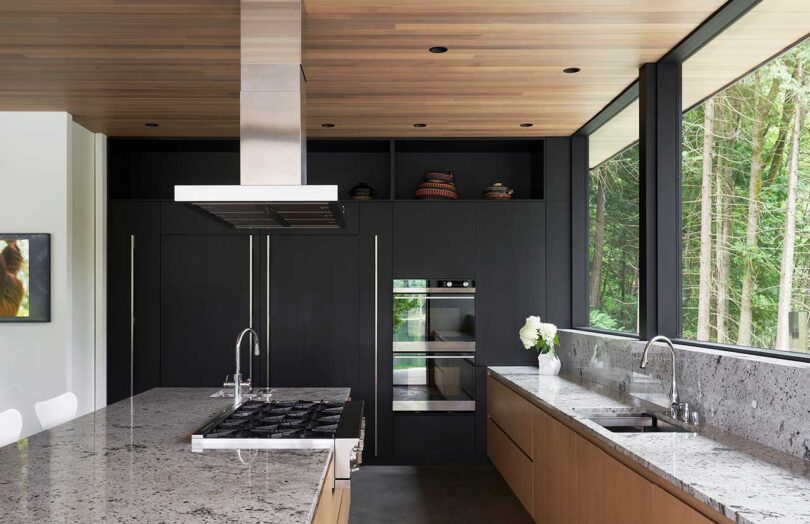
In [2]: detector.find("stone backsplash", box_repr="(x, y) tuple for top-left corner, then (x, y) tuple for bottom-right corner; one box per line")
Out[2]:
(557, 329), (810, 460)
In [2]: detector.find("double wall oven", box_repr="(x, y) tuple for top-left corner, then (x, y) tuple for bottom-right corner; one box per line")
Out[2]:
(392, 279), (476, 412)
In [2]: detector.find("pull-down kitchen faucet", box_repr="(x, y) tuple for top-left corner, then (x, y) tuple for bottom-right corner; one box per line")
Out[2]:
(231, 328), (261, 406)
(639, 335), (680, 414)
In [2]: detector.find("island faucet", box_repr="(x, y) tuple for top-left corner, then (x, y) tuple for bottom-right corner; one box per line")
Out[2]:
(639, 335), (680, 414)
(232, 328), (261, 406)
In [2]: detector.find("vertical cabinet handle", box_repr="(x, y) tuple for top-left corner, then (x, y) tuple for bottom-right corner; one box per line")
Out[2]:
(266, 235), (270, 388)
(374, 234), (378, 457)
(248, 235), (254, 384)
(130, 234), (135, 399)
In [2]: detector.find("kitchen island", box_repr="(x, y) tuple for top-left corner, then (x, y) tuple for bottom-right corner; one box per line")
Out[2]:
(0, 387), (350, 523)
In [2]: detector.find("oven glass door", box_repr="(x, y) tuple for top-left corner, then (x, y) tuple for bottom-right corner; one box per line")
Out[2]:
(393, 282), (475, 352)
(392, 353), (476, 411)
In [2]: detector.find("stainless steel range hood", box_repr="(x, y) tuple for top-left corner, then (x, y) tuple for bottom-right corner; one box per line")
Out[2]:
(174, 0), (344, 229)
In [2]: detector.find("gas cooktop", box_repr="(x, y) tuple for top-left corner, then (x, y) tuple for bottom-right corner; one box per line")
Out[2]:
(198, 400), (346, 440)
(191, 398), (365, 490)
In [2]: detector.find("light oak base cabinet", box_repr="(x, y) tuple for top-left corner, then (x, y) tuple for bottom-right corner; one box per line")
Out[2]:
(487, 417), (534, 514)
(486, 373), (728, 524)
(312, 457), (350, 524)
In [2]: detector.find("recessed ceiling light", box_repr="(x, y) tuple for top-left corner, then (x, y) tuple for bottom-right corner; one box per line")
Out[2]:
(520, 123), (534, 128)
(145, 122), (159, 127)
(413, 123), (427, 128)
(321, 123), (336, 128)
(563, 67), (581, 74)
(429, 46), (448, 54)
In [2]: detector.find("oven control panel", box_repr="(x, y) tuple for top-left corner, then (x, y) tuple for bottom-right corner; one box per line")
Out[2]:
(435, 279), (475, 289)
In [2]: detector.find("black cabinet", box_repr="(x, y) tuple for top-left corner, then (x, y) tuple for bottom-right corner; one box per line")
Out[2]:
(107, 202), (161, 403)
(392, 203), (476, 278)
(268, 235), (360, 389)
(358, 203), (393, 460)
(160, 234), (257, 387)
(475, 202), (546, 366)
(392, 413), (476, 460)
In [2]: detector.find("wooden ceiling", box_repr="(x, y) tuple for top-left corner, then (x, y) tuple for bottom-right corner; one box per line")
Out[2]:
(0, 0), (725, 137)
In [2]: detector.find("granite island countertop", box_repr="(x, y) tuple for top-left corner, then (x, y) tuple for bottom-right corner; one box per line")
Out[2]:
(0, 387), (350, 523)
(488, 366), (810, 524)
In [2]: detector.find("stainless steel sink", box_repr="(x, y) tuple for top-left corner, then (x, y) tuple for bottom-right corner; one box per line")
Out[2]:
(586, 413), (692, 433)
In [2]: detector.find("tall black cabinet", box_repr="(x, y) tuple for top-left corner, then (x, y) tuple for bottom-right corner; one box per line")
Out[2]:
(107, 202), (161, 404)
(160, 234), (257, 387)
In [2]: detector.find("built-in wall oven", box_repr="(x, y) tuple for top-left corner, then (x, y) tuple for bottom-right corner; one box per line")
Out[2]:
(392, 280), (476, 412)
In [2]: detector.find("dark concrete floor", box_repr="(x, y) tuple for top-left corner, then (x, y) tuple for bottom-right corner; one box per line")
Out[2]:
(349, 463), (534, 524)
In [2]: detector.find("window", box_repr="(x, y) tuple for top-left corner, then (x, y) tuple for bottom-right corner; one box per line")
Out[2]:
(587, 100), (640, 333)
(681, 36), (810, 354)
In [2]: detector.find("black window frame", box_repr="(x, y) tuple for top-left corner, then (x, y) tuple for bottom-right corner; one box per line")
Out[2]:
(572, 0), (810, 362)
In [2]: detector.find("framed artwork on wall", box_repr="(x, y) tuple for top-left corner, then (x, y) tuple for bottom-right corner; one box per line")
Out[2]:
(0, 233), (50, 322)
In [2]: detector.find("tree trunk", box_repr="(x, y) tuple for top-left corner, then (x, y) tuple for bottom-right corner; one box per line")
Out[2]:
(737, 73), (779, 346)
(775, 61), (804, 351)
(764, 90), (796, 185)
(589, 166), (606, 309)
(715, 164), (732, 344)
(765, 60), (799, 186)
(697, 98), (715, 340)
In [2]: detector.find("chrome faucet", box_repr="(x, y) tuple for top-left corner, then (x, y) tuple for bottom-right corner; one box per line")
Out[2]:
(231, 328), (261, 406)
(639, 335), (680, 413)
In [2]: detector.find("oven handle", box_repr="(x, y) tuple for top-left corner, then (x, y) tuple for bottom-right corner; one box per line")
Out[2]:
(393, 287), (475, 294)
(393, 354), (475, 359)
(393, 295), (475, 300)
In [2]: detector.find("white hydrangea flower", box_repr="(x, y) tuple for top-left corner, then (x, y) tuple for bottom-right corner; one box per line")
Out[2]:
(537, 322), (557, 346)
(519, 316), (541, 349)
(519, 315), (558, 354)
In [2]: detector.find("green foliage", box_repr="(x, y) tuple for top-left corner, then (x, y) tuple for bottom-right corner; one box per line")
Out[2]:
(681, 38), (810, 350)
(588, 144), (640, 333)
(589, 309), (619, 331)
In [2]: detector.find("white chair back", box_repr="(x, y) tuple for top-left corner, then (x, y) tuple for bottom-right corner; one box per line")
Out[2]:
(0, 409), (23, 447)
(35, 392), (78, 431)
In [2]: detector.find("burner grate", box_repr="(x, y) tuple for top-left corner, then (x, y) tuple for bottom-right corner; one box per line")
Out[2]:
(203, 400), (345, 439)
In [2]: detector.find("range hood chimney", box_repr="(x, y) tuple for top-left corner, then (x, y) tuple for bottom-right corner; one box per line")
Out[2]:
(174, 0), (344, 229)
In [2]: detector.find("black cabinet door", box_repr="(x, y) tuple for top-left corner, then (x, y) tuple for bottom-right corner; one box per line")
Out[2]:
(160, 234), (254, 387)
(475, 202), (546, 366)
(269, 235), (359, 389)
(107, 202), (161, 403)
(392, 203), (475, 278)
(359, 203), (393, 460)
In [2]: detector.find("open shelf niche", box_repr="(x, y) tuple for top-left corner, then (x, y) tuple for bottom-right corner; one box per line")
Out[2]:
(108, 138), (545, 201)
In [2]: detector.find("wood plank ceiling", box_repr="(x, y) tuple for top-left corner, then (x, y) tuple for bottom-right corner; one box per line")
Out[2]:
(0, 0), (725, 137)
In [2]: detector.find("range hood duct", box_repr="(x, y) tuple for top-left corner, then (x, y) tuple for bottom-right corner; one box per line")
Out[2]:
(174, 0), (344, 229)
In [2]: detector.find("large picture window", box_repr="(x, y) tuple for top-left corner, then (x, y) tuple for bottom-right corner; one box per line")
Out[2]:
(681, 37), (809, 353)
(587, 101), (639, 333)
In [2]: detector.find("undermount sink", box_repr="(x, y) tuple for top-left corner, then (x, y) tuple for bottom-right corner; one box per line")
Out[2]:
(586, 413), (692, 433)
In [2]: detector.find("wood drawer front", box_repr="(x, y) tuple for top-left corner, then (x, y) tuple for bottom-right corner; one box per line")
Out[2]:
(652, 486), (714, 524)
(313, 458), (347, 524)
(533, 407), (578, 524)
(487, 418), (533, 515)
(487, 376), (534, 459)
(576, 435), (653, 524)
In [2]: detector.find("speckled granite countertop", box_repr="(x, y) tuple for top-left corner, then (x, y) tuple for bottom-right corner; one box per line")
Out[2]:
(489, 366), (810, 524)
(0, 387), (350, 523)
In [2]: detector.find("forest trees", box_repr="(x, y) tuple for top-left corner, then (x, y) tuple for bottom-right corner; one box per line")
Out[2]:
(588, 144), (640, 333)
(590, 37), (810, 353)
(683, 38), (809, 351)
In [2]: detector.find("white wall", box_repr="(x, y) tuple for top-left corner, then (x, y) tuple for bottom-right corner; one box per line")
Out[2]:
(0, 112), (106, 439)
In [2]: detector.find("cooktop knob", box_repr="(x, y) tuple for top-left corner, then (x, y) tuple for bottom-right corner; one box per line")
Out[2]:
(446, 281), (453, 287)
(463, 281), (470, 287)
